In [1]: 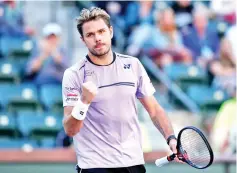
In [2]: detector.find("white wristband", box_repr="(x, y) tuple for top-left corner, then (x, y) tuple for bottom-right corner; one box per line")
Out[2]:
(71, 99), (90, 120)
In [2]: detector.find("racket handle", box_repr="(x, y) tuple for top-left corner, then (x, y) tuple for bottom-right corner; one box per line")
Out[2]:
(155, 157), (170, 167)
(155, 154), (176, 167)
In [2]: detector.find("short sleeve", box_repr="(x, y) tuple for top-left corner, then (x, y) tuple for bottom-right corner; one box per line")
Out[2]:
(62, 69), (81, 107)
(136, 60), (155, 98)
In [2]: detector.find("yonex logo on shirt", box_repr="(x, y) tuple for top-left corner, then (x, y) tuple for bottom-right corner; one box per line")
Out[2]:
(124, 64), (131, 69)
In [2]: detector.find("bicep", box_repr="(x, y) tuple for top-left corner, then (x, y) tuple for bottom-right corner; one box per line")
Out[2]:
(62, 69), (81, 107)
(135, 59), (156, 98)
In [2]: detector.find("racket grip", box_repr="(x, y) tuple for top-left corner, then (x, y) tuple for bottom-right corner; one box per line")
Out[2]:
(155, 157), (170, 167)
(155, 154), (175, 167)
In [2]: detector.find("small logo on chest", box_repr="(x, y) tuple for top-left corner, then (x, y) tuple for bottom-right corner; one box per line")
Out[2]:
(124, 64), (131, 69)
(85, 70), (95, 76)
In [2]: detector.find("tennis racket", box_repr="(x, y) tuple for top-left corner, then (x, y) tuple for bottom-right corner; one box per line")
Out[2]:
(155, 126), (214, 169)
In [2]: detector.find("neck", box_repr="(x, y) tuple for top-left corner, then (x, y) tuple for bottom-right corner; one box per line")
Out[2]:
(196, 27), (205, 37)
(88, 49), (113, 66)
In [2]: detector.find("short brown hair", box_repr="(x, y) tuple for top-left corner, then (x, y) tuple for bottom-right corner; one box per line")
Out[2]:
(76, 7), (111, 36)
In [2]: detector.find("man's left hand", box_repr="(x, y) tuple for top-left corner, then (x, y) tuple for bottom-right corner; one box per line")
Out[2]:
(169, 139), (183, 163)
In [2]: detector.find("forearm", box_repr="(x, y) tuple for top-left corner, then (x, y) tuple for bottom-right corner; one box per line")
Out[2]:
(30, 54), (47, 73)
(51, 48), (65, 65)
(52, 53), (63, 65)
(63, 114), (83, 137)
(150, 107), (174, 139)
(63, 98), (90, 137)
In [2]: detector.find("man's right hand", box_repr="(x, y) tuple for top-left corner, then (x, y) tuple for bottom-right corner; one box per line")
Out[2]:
(81, 81), (98, 104)
(38, 40), (51, 58)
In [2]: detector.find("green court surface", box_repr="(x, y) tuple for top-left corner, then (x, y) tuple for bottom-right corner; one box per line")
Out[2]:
(0, 163), (235, 173)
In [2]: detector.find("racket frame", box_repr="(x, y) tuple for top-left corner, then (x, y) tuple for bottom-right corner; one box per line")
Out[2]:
(176, 126), (214, 169)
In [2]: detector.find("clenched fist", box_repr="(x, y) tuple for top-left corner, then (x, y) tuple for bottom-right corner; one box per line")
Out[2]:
(81, 81), (98, 104)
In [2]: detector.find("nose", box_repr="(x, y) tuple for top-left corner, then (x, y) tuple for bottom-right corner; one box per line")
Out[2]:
(94, 33), (101, 42)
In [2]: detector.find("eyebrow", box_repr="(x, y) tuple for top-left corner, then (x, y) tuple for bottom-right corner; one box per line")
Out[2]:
(85, 28), (106, 35)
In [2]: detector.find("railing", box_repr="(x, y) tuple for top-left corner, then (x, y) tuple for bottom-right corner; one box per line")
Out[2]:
(141, 55), (200, 114)
(0, 149), (235, 173)
(144, 151), (236, 173)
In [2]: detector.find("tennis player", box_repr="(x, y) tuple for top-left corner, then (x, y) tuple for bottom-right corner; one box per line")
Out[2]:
(62, 7), (178, 173)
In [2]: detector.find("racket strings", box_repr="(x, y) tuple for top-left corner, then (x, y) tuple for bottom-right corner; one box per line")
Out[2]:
(180, 129), (211, 168)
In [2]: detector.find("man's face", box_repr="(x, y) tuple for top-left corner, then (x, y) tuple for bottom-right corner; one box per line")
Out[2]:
(159, 9), (175, 30)
(194, 14), (208, 31)
(81, 18), (113, 57)
(177, 0), (191, 7)
(46, 34), (60, 46)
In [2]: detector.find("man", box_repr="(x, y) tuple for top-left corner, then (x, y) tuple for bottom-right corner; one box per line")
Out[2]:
(182, 4), (219, 64)
(126, 7), (192, 66)
(26, 23), (68, 85)
(0, 0), (34, 37)
(211, 87), (236, 154)
(62, 7), (178, 173)
(0, 0), (34, 57)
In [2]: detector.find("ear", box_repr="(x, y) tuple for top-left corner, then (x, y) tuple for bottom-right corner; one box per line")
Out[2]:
(80, 36), (85, 43)
(109, 26), (113, 39)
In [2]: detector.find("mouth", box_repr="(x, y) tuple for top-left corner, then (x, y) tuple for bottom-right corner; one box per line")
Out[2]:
(95, 43), (105, 49)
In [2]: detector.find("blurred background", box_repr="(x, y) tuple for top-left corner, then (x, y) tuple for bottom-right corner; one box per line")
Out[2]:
(0, 0), (236, 173)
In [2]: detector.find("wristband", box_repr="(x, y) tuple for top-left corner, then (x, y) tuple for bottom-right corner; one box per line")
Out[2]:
(71, 99), (90, 120)
(166, 135), (177, 145)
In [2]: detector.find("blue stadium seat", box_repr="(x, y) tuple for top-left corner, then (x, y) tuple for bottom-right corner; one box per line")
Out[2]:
(0, 112), (18, 138)
(30, 112), (63, 140)
(0, 60), (22, 84)
(40, 84), (62, 112)
(17, 110), (41, 137)
(164, 63), (208, 91)
(187, 85), (229, 112)
(0, 138), (39, 149)
(1, 58), (28, 80)
(0, 36), (33, 57)
(40, 137), (55, 148)
(17, 111), (62, 140)
(7, 39), (35, 76)
(0, 83), (41, 112)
